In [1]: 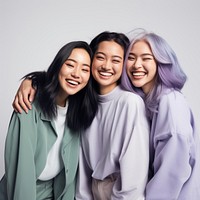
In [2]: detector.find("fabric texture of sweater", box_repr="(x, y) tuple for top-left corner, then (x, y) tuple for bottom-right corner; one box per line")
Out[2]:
(146, 89), (200, 200)
(76, 86), (150, 200)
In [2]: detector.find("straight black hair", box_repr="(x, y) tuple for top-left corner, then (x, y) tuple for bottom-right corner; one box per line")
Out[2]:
(90, 31), (130, 57)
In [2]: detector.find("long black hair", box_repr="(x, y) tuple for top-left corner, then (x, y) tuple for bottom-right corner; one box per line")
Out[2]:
(23, 41), (98, 132)
(89, 31), (130, 92)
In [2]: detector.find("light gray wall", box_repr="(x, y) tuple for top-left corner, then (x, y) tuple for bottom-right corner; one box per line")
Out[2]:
(1, 0), (200, 178)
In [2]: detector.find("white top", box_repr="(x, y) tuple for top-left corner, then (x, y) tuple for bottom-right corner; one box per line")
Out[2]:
(38, 102), (68, 180)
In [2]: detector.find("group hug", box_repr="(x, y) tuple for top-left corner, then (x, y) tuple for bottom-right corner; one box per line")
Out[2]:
(0, 29), (200, 200)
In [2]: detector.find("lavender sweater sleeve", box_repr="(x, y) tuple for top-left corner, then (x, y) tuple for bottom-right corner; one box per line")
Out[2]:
(146, 90), (200, 200)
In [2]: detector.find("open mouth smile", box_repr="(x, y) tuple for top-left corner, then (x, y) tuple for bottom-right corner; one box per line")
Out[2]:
(99, 71), (113, 77)
(132, 71), (146, 78)
(66, 79), (80, 86)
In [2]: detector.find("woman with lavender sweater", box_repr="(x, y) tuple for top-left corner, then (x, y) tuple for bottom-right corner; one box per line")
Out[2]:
(76, 31), (149, 200)
(121, 30), (200, 200)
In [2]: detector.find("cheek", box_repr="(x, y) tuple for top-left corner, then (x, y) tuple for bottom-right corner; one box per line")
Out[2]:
(151, 64), (157, 77)
(59, 68), (67, 77)
(126, 67), (133, 80)
(91, 60), (98, 71)
(83, 73), (90, 84)
(126, 63), (131, 74)
(91, 64), (97, 77)
(126, 60), (131, 68)
(58, 71), (64, 82)
(91, 68), (95, 78)
(86, 74), (90, 82)
(117, 65), (123, 76)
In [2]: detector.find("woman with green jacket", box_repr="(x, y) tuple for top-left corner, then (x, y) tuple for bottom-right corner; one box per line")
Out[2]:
(0, 41), (98, 199)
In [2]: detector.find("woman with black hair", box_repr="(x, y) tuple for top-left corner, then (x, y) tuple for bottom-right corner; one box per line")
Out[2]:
(0, 41), (98, 200)
(76, 31), (149, 200)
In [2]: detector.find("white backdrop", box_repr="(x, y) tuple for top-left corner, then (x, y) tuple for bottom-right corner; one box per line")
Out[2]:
(1, 0), (200, 178)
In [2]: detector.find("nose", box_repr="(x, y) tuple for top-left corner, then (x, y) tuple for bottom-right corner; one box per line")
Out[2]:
(133, 58), (142, 69)
(101, 60), (111, 70)
(71, 67), (80, 78)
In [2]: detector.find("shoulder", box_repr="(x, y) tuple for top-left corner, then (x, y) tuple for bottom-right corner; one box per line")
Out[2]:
(114, 88), (146, 119)
(7, 101), (41, 137)
(16, 100), (42, 121)
(159, 90), (190, 111)
(117, 87), (145, 106)
(157, 90), (194, 133)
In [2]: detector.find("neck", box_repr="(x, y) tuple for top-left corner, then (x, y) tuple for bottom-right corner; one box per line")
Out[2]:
(56, 95), (68, 107)
(99, 83), (118, 95)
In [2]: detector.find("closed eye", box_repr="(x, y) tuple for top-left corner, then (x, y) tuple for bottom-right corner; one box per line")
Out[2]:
(143, 57), (153, 61)
(65, 63), (74, 68)
(96, 56), (104, 60)
(82, 68), (90, 72)
(128, 56), (135, 61)
(113, 59), (121, 64)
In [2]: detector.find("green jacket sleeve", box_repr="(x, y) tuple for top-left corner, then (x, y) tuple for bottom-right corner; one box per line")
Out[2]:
(5, 111), (37, 200)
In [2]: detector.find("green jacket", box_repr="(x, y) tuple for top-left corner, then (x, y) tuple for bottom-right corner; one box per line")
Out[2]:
(0, 101), (80, 200)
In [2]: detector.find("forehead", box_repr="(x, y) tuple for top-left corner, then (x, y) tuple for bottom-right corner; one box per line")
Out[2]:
(131, 40), (152, 53)
(69, 48), (90, 59)
(66, 48), (91, 66)
(97, 41), (124, 55)
(69, 48), (88, 56)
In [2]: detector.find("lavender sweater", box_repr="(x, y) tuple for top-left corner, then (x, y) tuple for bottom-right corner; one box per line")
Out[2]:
(146, 89), (200, 200)
(76, 86), (150, 200)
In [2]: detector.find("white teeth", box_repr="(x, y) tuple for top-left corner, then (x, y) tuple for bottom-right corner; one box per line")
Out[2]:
(132, 72), (146, 76)
(67, 80), (79, 85)
(99, 72), (112, 77)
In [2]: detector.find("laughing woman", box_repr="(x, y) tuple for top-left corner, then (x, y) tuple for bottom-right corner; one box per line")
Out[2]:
(0, 41), (98, 200)
(76, 32), (149, 200)
(121, 30), (200, 200)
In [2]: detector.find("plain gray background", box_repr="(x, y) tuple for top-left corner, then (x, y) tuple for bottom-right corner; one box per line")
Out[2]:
(1, 0), (200, 178)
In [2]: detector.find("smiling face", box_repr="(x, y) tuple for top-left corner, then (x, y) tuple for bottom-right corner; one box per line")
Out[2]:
(57, 48), (91, 106)
(126, 40), (157, 94)
(91, 41), (124, 94)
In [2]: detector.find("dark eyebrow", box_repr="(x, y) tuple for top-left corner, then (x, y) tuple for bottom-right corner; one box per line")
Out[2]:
(129, 52), (153, 57)
(83, 64), (90, 68)
(142, 53), (154, 57)
(96, 52), (123, 60)
(128, 53), (135, 56)
(67, 58), (76, 63)
(66, 58), (90, 68)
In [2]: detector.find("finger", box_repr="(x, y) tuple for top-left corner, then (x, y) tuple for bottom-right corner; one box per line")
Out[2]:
(23, 94), (32, 110)
(12, 96), (23, 114)
(17, 93), (29, 114)
(20, 88), (33, 110)
(28, 88), (36, 103)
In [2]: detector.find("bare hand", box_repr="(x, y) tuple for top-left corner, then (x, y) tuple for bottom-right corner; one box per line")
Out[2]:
(12, 79), (36, 113)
